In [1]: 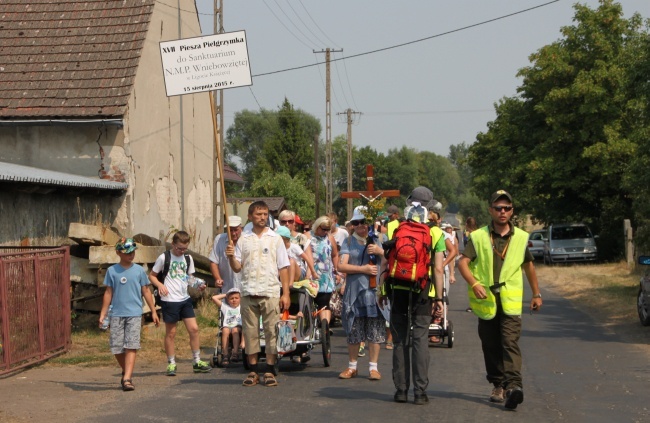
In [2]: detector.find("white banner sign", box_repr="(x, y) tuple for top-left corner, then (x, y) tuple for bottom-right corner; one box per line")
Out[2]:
(159, 30), (252, 97)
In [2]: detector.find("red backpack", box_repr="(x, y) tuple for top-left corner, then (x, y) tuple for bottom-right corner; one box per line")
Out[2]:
(386, 221), (432, 290)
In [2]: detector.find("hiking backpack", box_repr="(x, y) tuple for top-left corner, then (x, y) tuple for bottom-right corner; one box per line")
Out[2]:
(385, 220), (432, 290)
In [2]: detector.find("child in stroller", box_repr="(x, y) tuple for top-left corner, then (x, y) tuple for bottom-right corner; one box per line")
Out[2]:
(211, 288), (243, 367)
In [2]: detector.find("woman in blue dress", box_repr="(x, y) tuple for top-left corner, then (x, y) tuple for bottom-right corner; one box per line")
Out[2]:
(337, 206), (385, 381)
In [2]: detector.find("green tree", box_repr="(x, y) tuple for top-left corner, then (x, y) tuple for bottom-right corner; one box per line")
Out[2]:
(416, 151), (460, 208)
(259, 98), (321, 182)
(225, 108), (278, 183)
(469, 0), (647, 259)
(249, 171), (316, 220)
(225, 99), (321, 185)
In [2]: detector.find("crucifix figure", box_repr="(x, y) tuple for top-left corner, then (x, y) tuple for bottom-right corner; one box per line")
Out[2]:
(341, 164), (400, 204)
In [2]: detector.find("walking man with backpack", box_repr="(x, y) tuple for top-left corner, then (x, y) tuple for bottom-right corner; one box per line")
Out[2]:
(379, 187), (446, 405)
(457, 190), (542, 410)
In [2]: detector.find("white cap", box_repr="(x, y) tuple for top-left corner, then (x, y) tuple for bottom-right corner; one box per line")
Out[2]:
(227, 215), (242, 227)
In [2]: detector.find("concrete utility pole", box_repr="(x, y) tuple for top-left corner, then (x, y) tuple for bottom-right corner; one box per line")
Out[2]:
(314, 133), (320, 216)
(213, 0), (224, 235)
(337, 108), (361, 219)
(314, 48), (342, 213)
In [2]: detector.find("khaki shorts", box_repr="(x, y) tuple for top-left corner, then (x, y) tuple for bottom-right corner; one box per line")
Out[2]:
(240, 296), (280, 355)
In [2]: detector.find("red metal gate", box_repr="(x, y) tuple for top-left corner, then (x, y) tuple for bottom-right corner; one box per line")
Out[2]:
(0, 247), (71, 375)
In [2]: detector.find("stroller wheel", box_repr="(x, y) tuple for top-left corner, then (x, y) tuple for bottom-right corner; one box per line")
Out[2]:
(446, 321), (454, 348)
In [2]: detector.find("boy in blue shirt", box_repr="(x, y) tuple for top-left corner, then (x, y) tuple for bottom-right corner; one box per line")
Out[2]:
(99, 238), (159, 391)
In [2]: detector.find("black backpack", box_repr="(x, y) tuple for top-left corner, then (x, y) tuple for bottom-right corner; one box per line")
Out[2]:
(156, 250), (191, 282)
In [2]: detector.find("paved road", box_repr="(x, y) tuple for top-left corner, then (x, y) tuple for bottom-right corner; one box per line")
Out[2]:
(90, 269), (650, 423)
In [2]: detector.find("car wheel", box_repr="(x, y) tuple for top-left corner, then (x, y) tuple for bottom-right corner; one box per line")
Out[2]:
(637, 286), (650, 326)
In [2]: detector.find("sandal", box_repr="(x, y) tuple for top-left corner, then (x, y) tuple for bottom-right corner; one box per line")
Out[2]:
(231, 351), (241, 362)
(263, 372), (278, 387)
(222, 356), (230, 366)
(429, 336), (441, 343)
(242, 372), (259, 387)
(386, 342), (394, 350)
(121, 379), (135, 391)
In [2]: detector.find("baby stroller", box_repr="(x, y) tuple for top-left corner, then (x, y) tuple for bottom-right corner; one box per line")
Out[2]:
(211, 307), (242, 368)
(429, 285), (454, 348)
(243, 286), (331, 372)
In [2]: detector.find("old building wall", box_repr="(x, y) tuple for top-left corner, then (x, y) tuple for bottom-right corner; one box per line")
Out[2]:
(118, 1), (217, 255)
(0, 191), (122, 246)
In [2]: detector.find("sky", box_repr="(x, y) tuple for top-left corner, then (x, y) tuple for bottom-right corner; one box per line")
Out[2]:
(193, 0), (650, 158)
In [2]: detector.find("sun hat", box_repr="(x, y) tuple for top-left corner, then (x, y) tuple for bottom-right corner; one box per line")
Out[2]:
(406, 186), (433, 206)
(351, 206), (367, 222)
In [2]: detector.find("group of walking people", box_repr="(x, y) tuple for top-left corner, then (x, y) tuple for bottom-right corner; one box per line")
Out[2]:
(100, 187), (543, 411)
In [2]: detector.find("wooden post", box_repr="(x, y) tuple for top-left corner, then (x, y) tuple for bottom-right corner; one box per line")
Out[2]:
(209, 91), (231, 244)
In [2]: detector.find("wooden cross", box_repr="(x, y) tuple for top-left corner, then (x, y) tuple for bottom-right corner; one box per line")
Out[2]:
(340, 164), (400, 202)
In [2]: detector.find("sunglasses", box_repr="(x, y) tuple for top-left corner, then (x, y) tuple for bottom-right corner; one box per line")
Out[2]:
(280, 219), (294, 224)
(350, 220), (366, 226)
(319, 225), (332, 231)
(492, 206), (513, 212)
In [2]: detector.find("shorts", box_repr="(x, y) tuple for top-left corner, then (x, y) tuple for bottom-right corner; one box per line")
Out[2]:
(109, 316), (142, 354)
(161, 298), (196, 323)
(315, 292), (332, 311)
(347, 316), (386, 345)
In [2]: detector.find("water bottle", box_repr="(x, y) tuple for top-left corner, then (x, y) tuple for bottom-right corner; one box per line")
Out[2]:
(101, 305), (112, 330)
(187, 276), (206, 289)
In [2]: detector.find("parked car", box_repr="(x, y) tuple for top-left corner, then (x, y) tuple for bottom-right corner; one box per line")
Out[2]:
(528, 230), (545, 260)
(543, 223), (598, 264)
(637, 256), (650, 326)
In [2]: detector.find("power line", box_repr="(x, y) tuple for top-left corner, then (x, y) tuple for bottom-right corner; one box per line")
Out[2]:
(269, 0), (318, 49)
(261, 0), (314, 50)
(298, 0), (340, 48)
(252, 0), (560, 78)
(341, 52), (359, 111)
(333, 54), (352, 109)
(364, 109), (494, 116)
(283, 0), (329, 47)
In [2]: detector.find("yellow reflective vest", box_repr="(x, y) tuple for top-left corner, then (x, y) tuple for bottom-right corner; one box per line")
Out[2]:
(387, 219), (400, 240)
(467, 226), (528, 319)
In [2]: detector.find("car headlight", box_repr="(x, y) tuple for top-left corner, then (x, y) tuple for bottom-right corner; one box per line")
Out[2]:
(551, 248), (565, 253)
(584, 246), (597, 253)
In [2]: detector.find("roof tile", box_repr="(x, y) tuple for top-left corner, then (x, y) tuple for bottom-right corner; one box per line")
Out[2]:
(0, 0), (154, 119)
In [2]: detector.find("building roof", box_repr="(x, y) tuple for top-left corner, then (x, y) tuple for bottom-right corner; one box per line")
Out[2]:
(223, 163), (245, 184)
(0, 161), (128, 192)
(0, 0), (155, 119)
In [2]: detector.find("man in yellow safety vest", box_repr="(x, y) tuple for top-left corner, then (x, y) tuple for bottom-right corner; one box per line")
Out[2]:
(457, 190), (542, 410)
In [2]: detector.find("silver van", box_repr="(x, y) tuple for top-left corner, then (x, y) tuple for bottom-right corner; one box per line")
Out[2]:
(543, 223), (598, 264)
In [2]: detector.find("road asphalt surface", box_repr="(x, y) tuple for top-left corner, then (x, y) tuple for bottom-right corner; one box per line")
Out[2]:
(82, 268), (650, 423)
